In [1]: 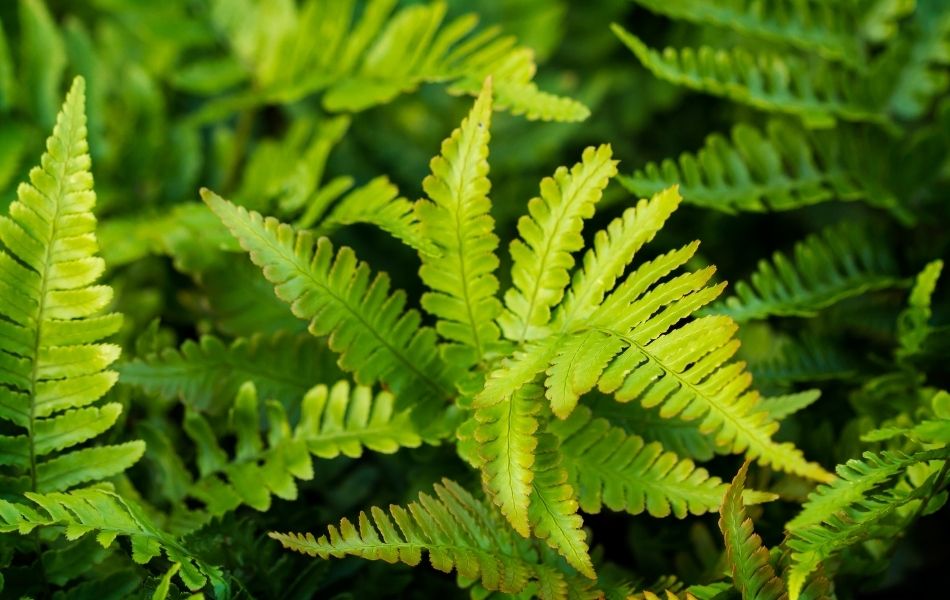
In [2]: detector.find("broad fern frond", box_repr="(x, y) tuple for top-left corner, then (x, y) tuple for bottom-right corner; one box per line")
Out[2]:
(499, 144), (618, 341)
(549, 406), (776, 518)
(416, 79), (503, 368)
(528, 432), (594, 578)
(718, 462), (786, 600)
(118, 332), (338, 415)
(897, 259), (942, 360)
(748, 334), (858, 388)
(630, 0), (867, 67)
(202, 190), (458, 429)
(211, 0), (588, 121)
(177, 380), (420, 522)
(612, 25), (886, 128)
(709, 224), (899, 322)
(620, 120), (869, 214)
(269, 478), (581, 600)
(0, 76), (142, 494)
(0, 486), (225, 595)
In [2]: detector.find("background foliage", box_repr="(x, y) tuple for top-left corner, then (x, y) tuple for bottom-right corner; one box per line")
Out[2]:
(0, 0), (948, 598)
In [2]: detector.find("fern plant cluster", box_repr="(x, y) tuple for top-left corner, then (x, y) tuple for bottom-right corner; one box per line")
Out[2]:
(0, 0), (948, 598)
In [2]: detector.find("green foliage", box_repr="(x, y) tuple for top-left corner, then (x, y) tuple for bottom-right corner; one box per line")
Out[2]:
(0, 1), (948, 597)
(0, 77), (141, 496)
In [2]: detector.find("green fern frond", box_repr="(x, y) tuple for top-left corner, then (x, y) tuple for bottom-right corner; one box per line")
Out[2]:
(897, 259), (942, 360)
(709, 224), (900, 322)
(268, 478), (581, 599)
(878, 0), (950, 119)
(630, 0), (867, 67)
(785, 475), (936, 600)
(748, 334), (858, 387)
(474, 381), (541, 537)
(528, 432), (594, 578)
(202, 189), (458, 430)
(178, 380), (420, 522)
(499, 144), (618, 341)
(314, 176), (436, 255)
(759, 390), (821, 421)
(788, 450), (940, 531)
(620, 120), (868, 214)
(118, 332), (338, 415)
(549, 406), (776, 518)
(209, 0), (588, 121)
(0, 486), (226, 595)
(612, 25), (886, 128)
(718, 462), (786, 600)
(0, 76), (142, 495)
(416, 79), (503, 368)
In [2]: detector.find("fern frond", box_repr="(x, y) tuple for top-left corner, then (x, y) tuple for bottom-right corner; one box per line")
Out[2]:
(718, 462), (786, 600)
(897, 259), (943, 360)
(630, 0), (866, 67)
(748, 334), (858, 387)
(315, 176), (436, 255)
(787, 450), (936, 531)
(709, 224), (899, 322)
(528, 432), (594, 578)
(0, 76), (142, 494)
(0, 487), (226, 594)
(759, 390), (821, 421)
(621, 120), (870, 214)
(118, 332), (337, 415)
(474, 381), (541, 536)
(499, 144), (618, 341)
(178, 380), (420, 523)
(785, 477), (935, 600)
(549, 406), (776, 518)
(613, 25), (886, 128)
(555, 186), (682, 329)
(416, 79), (502, 368)
(878, 0), (950, 119)
(210, 0), (588, 121)
(576, 244), (831, 481)
(269, 478), (580, 598)
(202, 190), (458, 429)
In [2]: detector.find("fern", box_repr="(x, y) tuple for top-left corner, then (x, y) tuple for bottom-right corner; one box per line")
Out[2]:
(612, 25), (887, 128)
(269, 478), (585, 600)
(620, 120), (890, 214)
(718, 462), (786, 600)
(748, 334), (858, 388)
(118, 331), (339, 415)
(759, 390), (821, 422)
(415, 79), (503, 368)
(629, 0), (867, 68)
(204, 0), (588, 121)
(169, 380), (420, 526)
(897, 259), (943, 360)
(0, 486), (226, 595)
(202, 189), (458, 432)
(0, 76), (142, 495)
(708, 223), (900, 322)
(549, 405), (775, 518)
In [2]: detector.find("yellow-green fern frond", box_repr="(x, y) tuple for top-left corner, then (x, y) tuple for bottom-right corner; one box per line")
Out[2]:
(550, 406), (776, 518)
(416, 79), (502, 368)
(499, 145), (618, 341)
(269, 479), (582, 600)
(0, 76), (142, 495)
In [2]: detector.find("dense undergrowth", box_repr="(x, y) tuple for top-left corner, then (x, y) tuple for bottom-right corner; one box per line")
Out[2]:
(0, 1), (948, 598)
